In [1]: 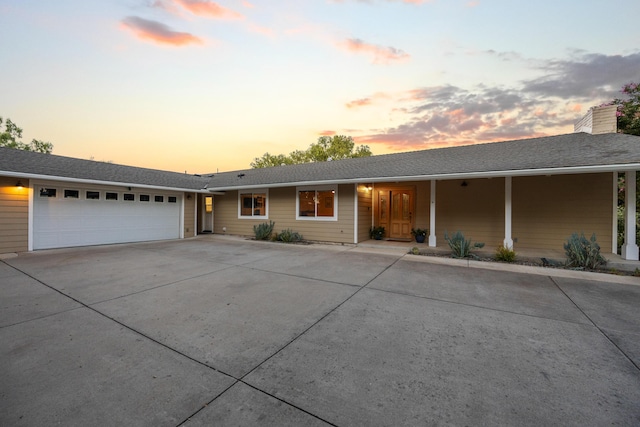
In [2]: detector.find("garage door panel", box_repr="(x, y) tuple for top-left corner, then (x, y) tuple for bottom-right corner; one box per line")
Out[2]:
(34, 188), (182, 250)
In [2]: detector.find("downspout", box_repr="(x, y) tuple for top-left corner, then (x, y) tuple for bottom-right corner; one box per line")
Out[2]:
(353, 183), (358, 244)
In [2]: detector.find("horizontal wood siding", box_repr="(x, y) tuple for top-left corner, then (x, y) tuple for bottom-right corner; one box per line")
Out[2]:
(183, 192), (196, 237)
(513, 173), (612, 252)
(357, 184), (373, 242)
(436, 178), (505, 248)
(0, 177), (29, 253)
(214, 185), (355, 243)
(414, 181), (430, 232)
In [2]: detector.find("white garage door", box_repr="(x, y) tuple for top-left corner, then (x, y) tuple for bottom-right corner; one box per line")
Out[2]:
(33, 184), (182, 250)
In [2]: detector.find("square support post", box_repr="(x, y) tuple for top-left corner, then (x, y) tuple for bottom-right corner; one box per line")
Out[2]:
(622, 170), (639, 260)
(503, 176), (514, 249)
(429, 180), (437, 247)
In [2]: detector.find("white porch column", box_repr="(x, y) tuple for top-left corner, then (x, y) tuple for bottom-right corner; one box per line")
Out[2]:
(622, 170), (639, 260)
(503, 176), (513, 249)
(612, 172), (618, 255)
(429, 180), (437, 247)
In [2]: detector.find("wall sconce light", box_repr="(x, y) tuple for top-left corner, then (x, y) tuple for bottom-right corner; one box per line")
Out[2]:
(16, 180), (24, 188)
(461, 181), (468, 187)
(187, 194), (192, 200)
(366, 184), (373, 191)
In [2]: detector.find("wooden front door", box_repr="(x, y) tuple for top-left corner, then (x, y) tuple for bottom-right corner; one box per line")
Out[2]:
(377, 187), (414, 240)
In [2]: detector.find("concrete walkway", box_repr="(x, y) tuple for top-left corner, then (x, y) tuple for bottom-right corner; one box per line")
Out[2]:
(1, 235), (639, 426)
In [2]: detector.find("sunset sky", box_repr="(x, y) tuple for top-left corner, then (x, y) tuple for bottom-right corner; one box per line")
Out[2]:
(1, 0), (639, 174)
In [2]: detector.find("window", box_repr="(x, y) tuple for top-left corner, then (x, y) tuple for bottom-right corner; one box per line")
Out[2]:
(296, 186), (337, 220)
(140, 194), (150, 202)
(64, 189), (79, 199)
(154, 195), (164, 203)
(168, 196), (177, 203)
(238, 191), (267, 218)
(205, 196), (213, 213)
(40, 188), (57, 197)
(106, 192), (118, 200)
(124, 193), (135, 201)
(86, 191), (100, 200)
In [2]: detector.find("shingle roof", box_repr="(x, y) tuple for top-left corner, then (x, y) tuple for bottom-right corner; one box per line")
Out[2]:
(204, 132), (640, 190)
(3, 132), (640, 192)
(0, 147), (210, 191)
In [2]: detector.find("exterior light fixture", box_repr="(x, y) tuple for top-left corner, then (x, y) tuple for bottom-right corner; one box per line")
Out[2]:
(461, 181), (468, 187)
(16, 180), (23, 188)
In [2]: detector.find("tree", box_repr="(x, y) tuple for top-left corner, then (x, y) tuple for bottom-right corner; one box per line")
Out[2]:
(251, 135), (372, 168)
(0, 117), (53, 153)
(610, 82), (640, 136)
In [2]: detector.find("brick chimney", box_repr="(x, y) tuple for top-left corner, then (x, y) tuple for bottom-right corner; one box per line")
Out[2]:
(574, 104), (618, 134)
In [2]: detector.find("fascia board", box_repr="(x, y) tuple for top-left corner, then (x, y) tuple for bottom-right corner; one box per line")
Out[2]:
(1, 171), (211, 193)
(205, 163), (640, 191)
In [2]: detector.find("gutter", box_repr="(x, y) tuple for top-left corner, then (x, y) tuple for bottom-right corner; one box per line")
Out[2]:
(1, 171), (215, 194)
(204, 163), (640, 191)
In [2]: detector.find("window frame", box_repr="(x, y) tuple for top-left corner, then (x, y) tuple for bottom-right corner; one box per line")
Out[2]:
(86, 190), (100, 200)
(295, 185), (338, 221)
(64, 189), (80, 199)
(237, 189), (269, 219)
(39, 187), (57, 198)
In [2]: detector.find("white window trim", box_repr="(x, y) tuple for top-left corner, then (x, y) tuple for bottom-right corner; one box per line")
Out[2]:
(238, 189), (269, 219)
(296, 185), (338, 221)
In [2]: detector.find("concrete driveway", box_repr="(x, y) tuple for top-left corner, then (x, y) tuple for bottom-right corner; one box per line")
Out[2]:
(1, 236), (639, 426)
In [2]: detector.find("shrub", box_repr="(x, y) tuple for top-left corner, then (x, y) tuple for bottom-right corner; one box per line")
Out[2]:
(411, 228), (428, 237)
(444, 231), (485, 258)
(410, 246), (420, 255)
(253, 221), (275, 240)
(276, 229), (303, 243)
(563, 232), (606, 270)
(495, 246), (516, 263)
(370, 226), (385, 240)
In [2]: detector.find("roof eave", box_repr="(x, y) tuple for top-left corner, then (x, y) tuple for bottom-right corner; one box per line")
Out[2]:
(205, 163), (640, 191)
(1, 171), (212, 193)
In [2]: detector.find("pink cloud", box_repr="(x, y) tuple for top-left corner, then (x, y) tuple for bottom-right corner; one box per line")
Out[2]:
(341, 38), (410, 64)
(121, 16), (203, 46)
(319, 130), (337, 136)
(346, 98), (373, 109)
(172, 0), (243, 19)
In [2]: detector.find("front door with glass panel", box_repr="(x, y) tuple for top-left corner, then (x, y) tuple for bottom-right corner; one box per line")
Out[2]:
(377, 187), (414, 240)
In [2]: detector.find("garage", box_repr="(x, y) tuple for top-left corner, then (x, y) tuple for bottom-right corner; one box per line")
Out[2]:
(33, 182), (182, 250)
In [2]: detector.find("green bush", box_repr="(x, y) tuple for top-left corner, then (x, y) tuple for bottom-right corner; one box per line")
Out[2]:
(370, 226), (385, 240)
(253, 221), (275, 240)
(444, 231), (485, 258)
(495, 246), (516, 263)
(564, 232), (606, 270)
(276, 229), (303, 243)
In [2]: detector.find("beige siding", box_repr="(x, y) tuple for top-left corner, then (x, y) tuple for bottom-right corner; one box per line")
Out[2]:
(214, 184), (356, 243)
(184, 192), (196, 237)
(414, 181), (430, 231)
(0, 177), (29, 253)
(436, 178), (505, 248)
(357, 184), (373, 242)
(513, 173), (612, 252)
